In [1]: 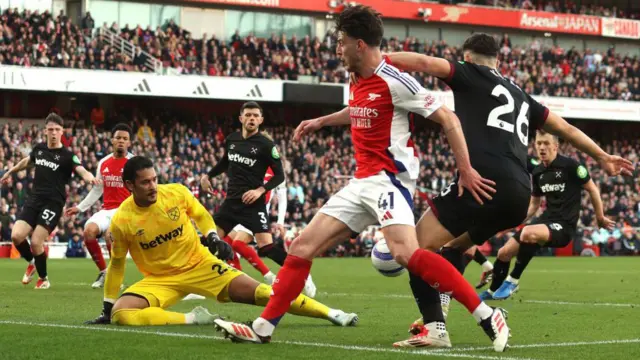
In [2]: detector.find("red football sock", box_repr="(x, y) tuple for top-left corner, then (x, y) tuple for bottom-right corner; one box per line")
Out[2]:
(407, 249), (481, 313)
(85, 238), (106, 271)
(229, 252), (242, 270)
(260, 255), (311, 325)
(233, 240), (269, 275)
(222, 236), (242, 270)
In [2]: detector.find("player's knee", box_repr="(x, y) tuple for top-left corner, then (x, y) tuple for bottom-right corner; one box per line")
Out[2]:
(10, 232), (25, 245)
(83, 225), (100, 240)
(519, 228), (540, 244)
(288, 236), (314, 259)
(497, 247), (514, 262)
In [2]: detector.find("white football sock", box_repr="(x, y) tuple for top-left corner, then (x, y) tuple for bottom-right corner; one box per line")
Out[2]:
(253, 317), (276, 337)
(506, 275), (519, 285)
(472, 302), (494, 323)
(481, 261), (494, 272)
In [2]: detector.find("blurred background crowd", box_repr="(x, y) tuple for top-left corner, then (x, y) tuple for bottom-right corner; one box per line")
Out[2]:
(0, 8), (638, 101)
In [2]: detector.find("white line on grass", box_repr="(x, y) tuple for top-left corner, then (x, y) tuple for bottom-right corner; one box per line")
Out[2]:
(433, 338), (640, 352)
(318, 292), (640, 308)
(0, 320), (532, 360)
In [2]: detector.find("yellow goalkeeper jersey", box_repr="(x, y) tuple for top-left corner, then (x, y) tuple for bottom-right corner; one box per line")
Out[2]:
(109, 183), (215, 277)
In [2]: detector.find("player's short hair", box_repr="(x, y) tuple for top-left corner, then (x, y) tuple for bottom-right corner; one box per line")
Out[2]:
(240, 101), (263, 116)
(335, 5), (383, 47)
(122, 156), (154, 183)
(112, 123), (132, 137)
(44, 113), (64, 127)
(536, 129), (559, 143)
(462, 33), (499, 58)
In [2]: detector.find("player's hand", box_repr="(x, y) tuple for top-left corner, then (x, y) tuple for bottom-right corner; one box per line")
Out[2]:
(0, 172), (11, 184)
(201, 176), (214, 195)
(275, 224), (286, 238)
(597, 215), (615, 231)
(84, 301), (113, 325)
(242, 187), (265, 204)
(598, 154), (634, 177)
(293, 119), (322, 141)
(457, 167), (496, 205)
(64, 206), (80, 217)
(205, 231), (234, 261)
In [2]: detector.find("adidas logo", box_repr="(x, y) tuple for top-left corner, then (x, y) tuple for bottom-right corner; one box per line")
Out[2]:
(192, 81), (209, 95)
(246, 85), (263, 98)
(133, 79), (151, 93)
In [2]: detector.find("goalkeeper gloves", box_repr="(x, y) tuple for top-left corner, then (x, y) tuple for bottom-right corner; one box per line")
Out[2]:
(205, 231), (234, 261)
(85, 301), (113, 325)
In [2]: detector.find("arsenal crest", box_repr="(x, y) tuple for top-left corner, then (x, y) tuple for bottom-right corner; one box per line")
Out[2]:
(166, 207), (180, 221)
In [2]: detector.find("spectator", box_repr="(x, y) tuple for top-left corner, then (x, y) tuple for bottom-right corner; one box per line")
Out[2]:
(66, 233), (87, 258)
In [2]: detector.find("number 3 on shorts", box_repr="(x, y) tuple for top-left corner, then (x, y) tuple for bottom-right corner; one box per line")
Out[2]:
(258, 212), (267, 224)
(42, 209), (56, 221)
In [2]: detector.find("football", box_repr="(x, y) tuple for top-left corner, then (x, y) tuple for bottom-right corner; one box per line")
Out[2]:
(371, 239), (405, 277)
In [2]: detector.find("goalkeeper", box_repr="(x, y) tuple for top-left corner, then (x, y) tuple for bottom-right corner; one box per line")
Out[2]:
(86, 156), (358, 327)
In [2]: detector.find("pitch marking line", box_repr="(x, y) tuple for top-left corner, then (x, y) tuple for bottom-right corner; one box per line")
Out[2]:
(434, 338), (640, 353)
(0, 320), (532, 360)
(319, 292), (640, 308)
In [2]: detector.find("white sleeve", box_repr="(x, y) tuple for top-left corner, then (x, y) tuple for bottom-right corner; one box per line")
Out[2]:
(276, 186), (287, 225)
(381, 66), (442, 118)
(77, 166), (103, 212)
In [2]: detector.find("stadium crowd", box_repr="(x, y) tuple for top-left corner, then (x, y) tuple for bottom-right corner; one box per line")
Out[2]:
(1, 8), (638, 101)
(1, 110), (639, 257)
(434, 0), (640, 20)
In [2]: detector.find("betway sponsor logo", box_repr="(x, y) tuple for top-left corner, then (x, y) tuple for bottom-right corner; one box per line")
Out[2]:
(541, 183), (565, 193)
(140, 224), (183, 249)
(350, 106), (379, 118)
(228, 152), (257, 167)
(520, 13), (600, 34)
(35, 158), (59, 171)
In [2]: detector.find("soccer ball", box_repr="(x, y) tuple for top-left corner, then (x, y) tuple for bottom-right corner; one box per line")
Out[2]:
(371, 239), (405, 277)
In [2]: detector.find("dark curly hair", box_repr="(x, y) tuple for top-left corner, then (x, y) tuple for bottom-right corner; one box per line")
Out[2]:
(335, 5), (384, 47)
(462, 33), (500, 58)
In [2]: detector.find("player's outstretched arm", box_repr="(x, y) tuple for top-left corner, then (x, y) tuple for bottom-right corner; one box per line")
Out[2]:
(182, 185), (233, 260)
(0, 156), (32, 183)
(543, 112), (634, 176)
(385, 52), (451, 79)
(294, 107), (350, 141)
(71, 168), (104, 215)
(428, 106), (496, 204)
(583, 180), (614, 230)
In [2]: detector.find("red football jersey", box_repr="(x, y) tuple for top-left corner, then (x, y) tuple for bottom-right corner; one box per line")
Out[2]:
(348, 57), (441, 179)
(264, 167), (274, 204)
(97, 153), (134, 210)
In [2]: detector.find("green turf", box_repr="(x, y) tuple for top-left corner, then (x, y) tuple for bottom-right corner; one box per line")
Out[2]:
(1, 257), (639, 360)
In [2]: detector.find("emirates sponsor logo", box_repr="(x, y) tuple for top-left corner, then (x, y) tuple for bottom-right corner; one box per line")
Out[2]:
(350, 106), (379, 118)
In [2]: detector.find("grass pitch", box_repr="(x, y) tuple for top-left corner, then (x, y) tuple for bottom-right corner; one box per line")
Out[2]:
(1, 256), (639, 360)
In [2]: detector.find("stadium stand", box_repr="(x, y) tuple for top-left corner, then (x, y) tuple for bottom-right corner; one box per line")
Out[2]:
(1, 9), (638, 101)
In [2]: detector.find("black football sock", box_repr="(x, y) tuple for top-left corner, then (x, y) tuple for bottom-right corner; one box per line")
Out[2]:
(473, 248), (489, 266)
(440, 247), (468, 274)
(409, 273), (445, 324)
(489, 259), (511, 292)
(34, 252), (47, 279)
(510, 245), (536, 280)
(258, 243), (287, 266)
(15, 240), (34, 262)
